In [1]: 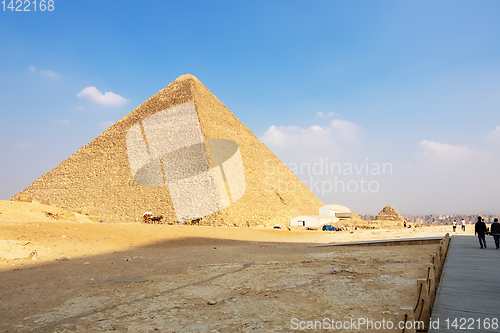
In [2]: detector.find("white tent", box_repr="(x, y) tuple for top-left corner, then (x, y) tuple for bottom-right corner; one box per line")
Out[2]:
(319, 204), (352, 219)
(290, 215), (339, 228)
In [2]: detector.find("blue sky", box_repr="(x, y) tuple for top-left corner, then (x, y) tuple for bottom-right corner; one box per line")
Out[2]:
(1, 0), (499, 215)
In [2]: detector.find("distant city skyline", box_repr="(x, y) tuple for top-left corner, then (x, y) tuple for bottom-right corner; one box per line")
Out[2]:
(359, 214), (499, 224)
(1, 1), (499, 215)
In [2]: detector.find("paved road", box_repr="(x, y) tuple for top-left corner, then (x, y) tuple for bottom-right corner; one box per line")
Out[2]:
(429, 235), (500, 333)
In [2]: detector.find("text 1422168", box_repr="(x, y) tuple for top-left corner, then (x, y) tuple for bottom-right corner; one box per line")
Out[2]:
(1, 0), (54, 11)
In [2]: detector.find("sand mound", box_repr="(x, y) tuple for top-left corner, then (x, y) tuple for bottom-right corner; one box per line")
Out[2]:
(0, 199), (96, 223)
(14, 74), (322, 226)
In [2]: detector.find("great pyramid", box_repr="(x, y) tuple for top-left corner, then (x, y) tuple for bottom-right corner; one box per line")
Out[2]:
(14, 74), (323, 226)
(375, 205), (404, 222)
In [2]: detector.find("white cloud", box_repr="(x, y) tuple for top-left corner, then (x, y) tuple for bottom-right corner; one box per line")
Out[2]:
(260, 119), (361, 162)
(260, 125), (288, 149)
(77, 87), (129, 106)
(329, 119), (361, 141)
(417, 139), (473, 162)
(316, 111), (337, 118)
(486, 125), (500, 145)
(29, 66), (60, 79)
(261, 124), (332, 150)
(261, 119), (361, 149)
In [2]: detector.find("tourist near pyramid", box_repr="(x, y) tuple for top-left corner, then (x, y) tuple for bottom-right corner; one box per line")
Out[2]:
(375, 205), (404, 222)
(14, 74), (323, 226)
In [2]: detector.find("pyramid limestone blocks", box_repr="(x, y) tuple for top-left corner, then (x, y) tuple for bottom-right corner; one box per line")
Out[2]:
(11, 196), (33, 203)
(375, 205), (404, 222)
(15, 74), (322, 226)
(125, 101), (245, 221)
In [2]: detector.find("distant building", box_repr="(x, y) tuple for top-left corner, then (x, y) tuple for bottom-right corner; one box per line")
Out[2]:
(290, 215), (339, 228)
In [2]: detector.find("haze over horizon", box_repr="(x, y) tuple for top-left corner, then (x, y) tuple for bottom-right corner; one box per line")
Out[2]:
(1, 1), (499, 215)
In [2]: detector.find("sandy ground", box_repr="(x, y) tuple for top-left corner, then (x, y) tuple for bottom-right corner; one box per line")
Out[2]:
(0, 200), (471, 332)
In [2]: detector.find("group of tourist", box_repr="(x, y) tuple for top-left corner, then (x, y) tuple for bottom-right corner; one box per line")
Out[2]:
(451, 219), (466, 232)
(474, 216), (500, 249)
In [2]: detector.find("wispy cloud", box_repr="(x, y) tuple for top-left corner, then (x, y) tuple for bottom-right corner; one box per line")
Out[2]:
(262, 119), (361, 148)
(486, 125), (500, 145)
(77, 87), (129, 106)
(417, 139), (473, 162)
(316, 111), (337, 118)
(29, 66), (60, 79)
(53, 119), (71, 126)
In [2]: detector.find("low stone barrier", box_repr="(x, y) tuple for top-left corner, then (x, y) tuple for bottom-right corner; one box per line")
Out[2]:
(400, 233), (450, 333)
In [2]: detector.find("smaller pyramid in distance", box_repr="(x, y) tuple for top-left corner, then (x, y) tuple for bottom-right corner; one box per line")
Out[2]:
(375, 205), (404, 221)
(14, 74), (323, 226)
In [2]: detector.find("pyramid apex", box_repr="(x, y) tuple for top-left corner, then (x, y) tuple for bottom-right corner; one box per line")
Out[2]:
(174, 73), (201, 82)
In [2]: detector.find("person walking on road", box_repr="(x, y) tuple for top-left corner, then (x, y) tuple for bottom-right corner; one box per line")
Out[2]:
(452, 220), (457, 232)
(490, 218), (500, 249)
(475, 216), (487, 249)
(461, 218), (466, 232)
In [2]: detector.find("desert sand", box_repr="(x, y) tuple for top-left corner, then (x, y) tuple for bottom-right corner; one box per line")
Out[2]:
(0, 200), (470, 332)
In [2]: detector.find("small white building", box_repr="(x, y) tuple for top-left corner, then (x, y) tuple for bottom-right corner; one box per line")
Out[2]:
(319, 204), (352, 219)
(290, 215), (339, 228)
